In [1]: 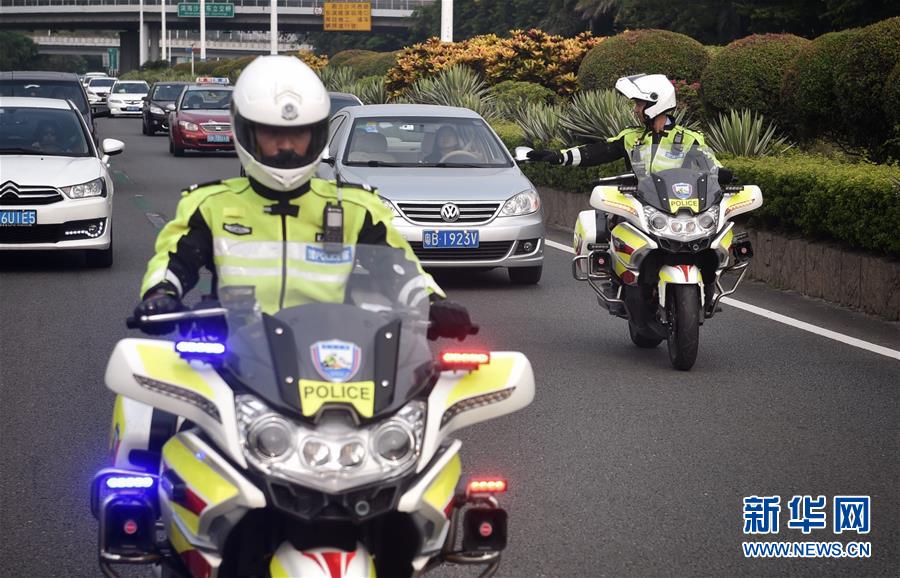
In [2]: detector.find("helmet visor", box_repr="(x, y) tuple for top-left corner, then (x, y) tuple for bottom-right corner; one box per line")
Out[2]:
(234, 112), (329, 170)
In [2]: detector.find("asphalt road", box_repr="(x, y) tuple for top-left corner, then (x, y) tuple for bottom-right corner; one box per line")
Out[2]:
(1, 118), (898, 578)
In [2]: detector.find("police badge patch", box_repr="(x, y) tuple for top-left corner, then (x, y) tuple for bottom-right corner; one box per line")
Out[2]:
(223, 223), (252, 235)
(672, 183), (693, 200)
(311, 340), (362, 383)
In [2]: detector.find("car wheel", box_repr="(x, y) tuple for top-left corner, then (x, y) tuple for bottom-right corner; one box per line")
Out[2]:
(85, 239), (113, 268)
(508, 265), (542, 285)
(141, 117), (149, 135)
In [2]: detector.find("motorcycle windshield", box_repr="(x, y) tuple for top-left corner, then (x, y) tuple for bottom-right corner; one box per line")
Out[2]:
(629, 143), (723, 214)
(218, 243), (433, 422)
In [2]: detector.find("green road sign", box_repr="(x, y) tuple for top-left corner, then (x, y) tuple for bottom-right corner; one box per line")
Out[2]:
(107, 47), (119, 73)
(178, 2), (234, 18)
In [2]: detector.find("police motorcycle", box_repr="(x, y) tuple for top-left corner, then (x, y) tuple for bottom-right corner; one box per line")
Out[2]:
(518, 143), (761, 370)
(92, 243), (535, 578)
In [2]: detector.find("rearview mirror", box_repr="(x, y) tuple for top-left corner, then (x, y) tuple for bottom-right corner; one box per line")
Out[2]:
(513, 146), (533, 163)
(102, 138), (125, 156)
(165, 103), (176, 112)
(320, 147), (335, 166)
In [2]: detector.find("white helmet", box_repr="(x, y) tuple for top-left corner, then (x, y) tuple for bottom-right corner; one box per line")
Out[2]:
(614, 73), (677, 121)
(231, 55), (331, 192)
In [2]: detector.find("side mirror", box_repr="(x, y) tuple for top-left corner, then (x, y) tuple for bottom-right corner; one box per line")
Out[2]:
(320, 146), (335, 166)
(92, 107), (111, 118)
(101, 138), (124, 157)
(140, 96), (147, 102)
(165, 103), (176, 112)
(513, 146), (533, 163)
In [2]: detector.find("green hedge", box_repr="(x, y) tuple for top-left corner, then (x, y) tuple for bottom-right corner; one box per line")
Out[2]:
(578, 29), (708, 91)
(727, 155), (900, 256)
(780, 30), (859, 139)
(832, 17), (900, 158)
(331, 50), (397, 78)
(492, 120), (528, 150)
(702, 34), (809, 119)
(330, 49), (374, 68)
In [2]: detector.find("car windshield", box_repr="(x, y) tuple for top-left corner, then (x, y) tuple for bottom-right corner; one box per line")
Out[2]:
(329, 95), (360, 117)
(152, 83), (185, 101)
(629, 143), (724, 214)
(212, 243), (431, 421)
(181, 89), (231, 110)
(0, 106), (91, 157)
(112, 82), (148, 94)
(0, 80), (89, 115)
(89, 78), (116, 88)
(343, 116), (512, 168)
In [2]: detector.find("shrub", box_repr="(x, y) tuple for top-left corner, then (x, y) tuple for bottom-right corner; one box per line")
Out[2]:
(780, 30), (858, 140)
(728, 155), (900, 256)
(174, 60), (220, 75)
(559, 89), (634, 143)
(294, 50), (329, 71)
(490, 80), (556, 120)
(515, 102), (568, 148)
(673, 80), (705, 123)
(212, 55), (255, 82)
(387, 29), (601, 96)
(317, 66), (359, 93)
(701, 34), (809, 119)
(344, 51), (398, 78)
(330, 49), (372, 68)
(883, 62), (900, 160)
(402, 65), (497, 120)
(577, 29), (709, 92)
(491, 120), (527, 151)
(519, 161), (627, 193)
(832, 17), (900, 158)
(350, 76), (391, 105)
(704, 109), (792, 157)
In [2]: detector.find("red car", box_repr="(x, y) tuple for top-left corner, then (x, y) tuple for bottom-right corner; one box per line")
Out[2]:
(168, 83), (234, 156)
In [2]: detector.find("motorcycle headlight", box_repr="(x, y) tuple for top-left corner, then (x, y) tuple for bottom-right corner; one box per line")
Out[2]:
(179, 120), (199, 132)
(501, 190), (540, 217)
(643, 205), (719, 241)
(61, 178), (105, 199)
(236, 395), (426, 494)
(150, 106), (164, 115)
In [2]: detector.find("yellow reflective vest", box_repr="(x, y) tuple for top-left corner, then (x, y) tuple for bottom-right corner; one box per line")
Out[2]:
(141, 177), (442, 313)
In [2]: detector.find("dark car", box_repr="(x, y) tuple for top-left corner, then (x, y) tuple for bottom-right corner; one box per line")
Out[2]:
(168, 83), (234, 156)
(329, 91), (363, 117)
(0, 71), (108, 142)
(142, 81), (187, 135)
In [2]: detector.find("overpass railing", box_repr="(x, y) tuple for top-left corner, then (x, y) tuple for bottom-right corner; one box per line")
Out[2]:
(2, 0), (433, 8)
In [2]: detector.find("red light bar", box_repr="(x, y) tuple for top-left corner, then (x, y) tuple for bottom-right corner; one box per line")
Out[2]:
(467, 478), (507, 495)
(441, 352), (491, 366)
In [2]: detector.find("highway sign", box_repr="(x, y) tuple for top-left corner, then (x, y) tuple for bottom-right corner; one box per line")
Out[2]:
(323, 2), (371, 31)
(107, 47), (119, 73)
(178, 2), (234, 18)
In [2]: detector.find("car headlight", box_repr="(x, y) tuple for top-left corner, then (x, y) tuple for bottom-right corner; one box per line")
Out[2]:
(150, 106), (164, 115)
(179, 120), (199, 132)
(108, 98), (123, 104)
(501, 189), (540, 216)
(235, 395), (426, 494)
(61, 178), (105, 199)
(378, 196), (400, 217)
(643, 205), (719, 241)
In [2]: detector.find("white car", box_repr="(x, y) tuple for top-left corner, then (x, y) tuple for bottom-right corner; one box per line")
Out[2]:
(107, 80), (149, 117)
(0, 97), (123, 266)
(86, 76), (117, 108)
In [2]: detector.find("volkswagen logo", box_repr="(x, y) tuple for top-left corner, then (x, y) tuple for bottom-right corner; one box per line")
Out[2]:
(440, 203), (460, 223)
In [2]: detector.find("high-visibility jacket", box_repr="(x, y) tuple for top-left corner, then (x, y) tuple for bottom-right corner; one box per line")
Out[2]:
(559, 118), (719, 171)
(141, 176), (443, 313)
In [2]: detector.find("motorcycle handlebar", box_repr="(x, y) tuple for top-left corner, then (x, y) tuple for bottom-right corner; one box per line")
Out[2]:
(596, 173), (637, 185)
(126, 307), (228, 329)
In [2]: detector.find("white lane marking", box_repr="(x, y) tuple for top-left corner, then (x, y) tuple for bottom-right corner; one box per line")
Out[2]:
(544, 238), (900, 360)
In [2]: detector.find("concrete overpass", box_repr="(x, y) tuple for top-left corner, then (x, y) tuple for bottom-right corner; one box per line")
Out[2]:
(1, 0), (433, 71)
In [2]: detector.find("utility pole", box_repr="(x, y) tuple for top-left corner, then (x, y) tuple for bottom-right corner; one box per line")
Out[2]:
(441, 0), (453, 43)
(161, 0), (167, 62)
(270, 0), (278, 55)
(139, 0), (145, 66)
(199, 0), (207, 60)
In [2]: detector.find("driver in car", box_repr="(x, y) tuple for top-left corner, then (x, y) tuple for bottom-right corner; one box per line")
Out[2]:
(424, 125), (462, 164)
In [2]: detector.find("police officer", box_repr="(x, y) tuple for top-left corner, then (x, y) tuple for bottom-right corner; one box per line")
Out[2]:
(134, 55), (473, 339)
(527, 73), (732, 312)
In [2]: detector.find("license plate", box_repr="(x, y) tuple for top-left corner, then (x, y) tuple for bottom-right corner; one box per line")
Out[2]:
(126, 106), (140, 112)
(0, 210), (36, 227)
(422, 229), (479, 248)
(206, 134), (230, 143)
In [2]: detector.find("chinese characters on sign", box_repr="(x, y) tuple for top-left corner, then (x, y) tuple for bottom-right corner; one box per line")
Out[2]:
(323, 2), (372, 31)
(743, 495), (870, 535)
(177, 2), (235, 18)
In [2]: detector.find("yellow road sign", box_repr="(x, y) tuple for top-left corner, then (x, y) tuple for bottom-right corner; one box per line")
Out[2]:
(323, 1), (372, 31)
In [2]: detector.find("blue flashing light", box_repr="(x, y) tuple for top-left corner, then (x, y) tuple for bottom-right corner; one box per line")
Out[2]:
(106, 476), (154, 489)
(175, 341), (226, 355)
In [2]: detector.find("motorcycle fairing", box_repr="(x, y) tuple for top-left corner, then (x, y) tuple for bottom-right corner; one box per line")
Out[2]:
(710, 222), (736, 267)
(610, 222), (658, 283)
(590, 186), (643, 229)
(657, 265), (704, 308)
(721, 185), (763, 220)
(269, 544), (377, 578)
(105, 338), (246, 467)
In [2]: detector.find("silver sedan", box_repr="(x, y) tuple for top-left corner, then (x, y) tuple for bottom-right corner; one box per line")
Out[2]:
(318, 104), (545, 284)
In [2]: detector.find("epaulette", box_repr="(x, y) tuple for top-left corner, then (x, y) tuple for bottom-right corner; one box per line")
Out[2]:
(181, 179), (225, 195)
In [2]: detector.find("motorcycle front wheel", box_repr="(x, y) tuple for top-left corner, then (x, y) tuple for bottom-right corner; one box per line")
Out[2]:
(666, 284), (700, 370)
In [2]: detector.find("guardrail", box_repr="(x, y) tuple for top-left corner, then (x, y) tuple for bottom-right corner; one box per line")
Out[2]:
(29, 34), (307, 51)
(1, 0), (433, 8)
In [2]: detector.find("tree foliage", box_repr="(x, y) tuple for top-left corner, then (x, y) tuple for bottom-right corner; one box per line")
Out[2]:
(0, 32), (39, 71)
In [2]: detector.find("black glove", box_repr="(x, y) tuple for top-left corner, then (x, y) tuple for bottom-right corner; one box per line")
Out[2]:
(526, 149), (563, 165)
(428, 300), (478, 341)
(718, 167), (734, 185)
(131, 291), (183, 335)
